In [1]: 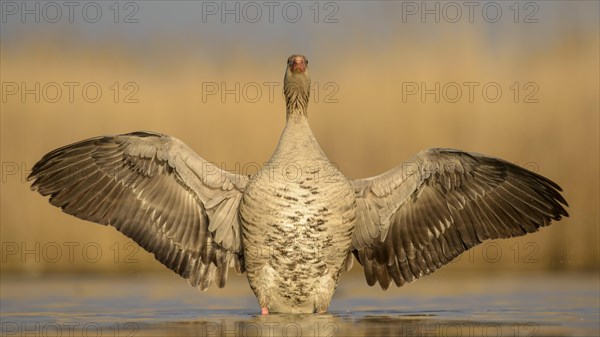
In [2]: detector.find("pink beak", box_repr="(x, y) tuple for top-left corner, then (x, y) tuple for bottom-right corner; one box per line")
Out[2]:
(291, 57), (306, 73)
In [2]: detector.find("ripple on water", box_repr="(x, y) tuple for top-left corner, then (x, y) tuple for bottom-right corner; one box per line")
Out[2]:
(1, 273), (598, 336)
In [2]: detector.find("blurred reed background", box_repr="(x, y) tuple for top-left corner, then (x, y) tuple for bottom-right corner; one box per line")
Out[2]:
(1, 1), (598, 280)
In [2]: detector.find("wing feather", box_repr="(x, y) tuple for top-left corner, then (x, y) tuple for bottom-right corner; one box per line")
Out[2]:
(350, 148), (568, 288)
(29, 131), (249, 290)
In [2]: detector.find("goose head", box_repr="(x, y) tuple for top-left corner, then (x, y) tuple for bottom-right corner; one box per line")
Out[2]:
(284, 54), (311, 118)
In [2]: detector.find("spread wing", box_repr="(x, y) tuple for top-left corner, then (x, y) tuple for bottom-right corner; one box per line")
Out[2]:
(350, 148), (568, 289)
(28, 131), (249, 290)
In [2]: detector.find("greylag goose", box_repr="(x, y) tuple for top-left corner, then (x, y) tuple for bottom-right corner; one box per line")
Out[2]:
(29, 55), (568, 314)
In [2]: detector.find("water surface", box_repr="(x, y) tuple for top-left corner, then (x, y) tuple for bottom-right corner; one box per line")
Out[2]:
(1, 273), (598, 336)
